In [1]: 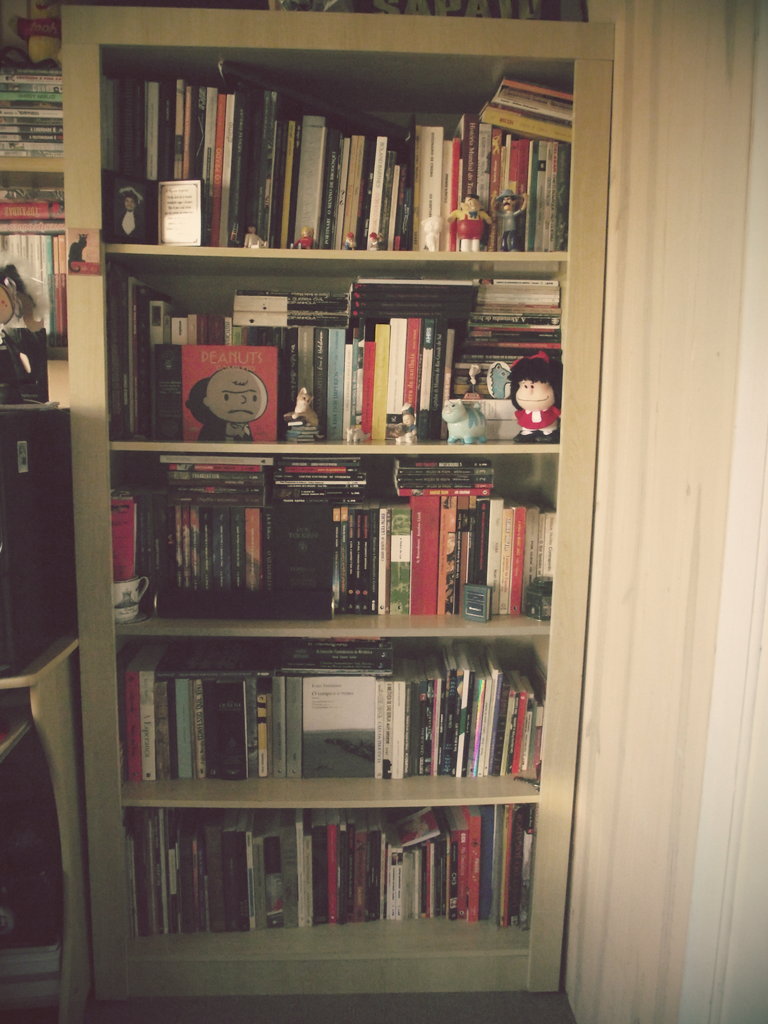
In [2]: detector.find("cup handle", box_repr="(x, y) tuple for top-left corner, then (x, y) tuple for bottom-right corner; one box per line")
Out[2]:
(137, 576), (150, 601)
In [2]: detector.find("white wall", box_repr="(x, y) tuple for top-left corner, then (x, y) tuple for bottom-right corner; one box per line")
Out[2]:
(678, 3), (768, 1022)
(567, 2), (758, 1022)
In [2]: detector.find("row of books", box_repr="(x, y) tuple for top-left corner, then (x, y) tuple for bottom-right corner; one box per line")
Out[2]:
(414, 123), (570, 254)
(0, 229), (67, 347)
(108, 265), (560, 443)
(104, 68), (572, 252)
(119, 639), (543, 784)
(114, 477), (556, 618)
(124, 802), (535, 936)
(0, 67), (63, 158)
(103, 72), (412, 251)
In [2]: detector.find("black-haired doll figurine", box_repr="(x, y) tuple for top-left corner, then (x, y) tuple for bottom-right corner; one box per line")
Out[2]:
(508, 351), (562, 444)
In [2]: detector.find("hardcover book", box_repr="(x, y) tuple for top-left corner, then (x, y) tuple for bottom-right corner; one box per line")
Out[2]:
(181, 345), (278, 442)
(267, 502), (335, 595)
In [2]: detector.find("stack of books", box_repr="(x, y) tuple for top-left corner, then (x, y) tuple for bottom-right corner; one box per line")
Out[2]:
(162, 454), (272, 506)
(453, 278), (562, 413)
(0, 66), (63, 158)
(272, 455), (367, 504)
(394, 456), (494, 497)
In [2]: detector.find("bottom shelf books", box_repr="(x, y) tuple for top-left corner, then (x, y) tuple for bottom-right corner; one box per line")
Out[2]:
(124, 803), (536, 937)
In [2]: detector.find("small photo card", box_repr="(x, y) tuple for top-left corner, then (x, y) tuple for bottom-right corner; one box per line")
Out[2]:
(158, 179), (202, 246)
(102, 172), (156, 244)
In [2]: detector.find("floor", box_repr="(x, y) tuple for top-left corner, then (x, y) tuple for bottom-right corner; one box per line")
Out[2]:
(1, 993), (578, 1023)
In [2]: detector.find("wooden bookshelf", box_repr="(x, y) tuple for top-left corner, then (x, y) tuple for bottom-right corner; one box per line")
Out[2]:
(63, 6), (612, 1001)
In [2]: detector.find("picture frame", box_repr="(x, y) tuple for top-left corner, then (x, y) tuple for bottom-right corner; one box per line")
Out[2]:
(102, 172), (156, 244)
(157, 179), (202, 246)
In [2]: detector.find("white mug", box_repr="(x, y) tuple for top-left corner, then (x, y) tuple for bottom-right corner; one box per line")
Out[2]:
(112, 576), (149, 624)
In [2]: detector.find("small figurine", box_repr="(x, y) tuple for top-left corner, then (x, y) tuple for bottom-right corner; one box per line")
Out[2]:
(293, 225), (315, 249)
(343, 232), (356, 250)
(346, 423), (370, 444)
(394, 403), (417, 444)
(284, 386), (319, 429)
(447, 193), (492, 252)
(420, 214), (442, 252)
(508, 352), (562, 443)
(243, 225), (267, 248)
(441, 399), (487, 444)
(465, 363), (483, 400)
(494, 189), (528, 252)
(284, 386), (323, 441)
(367, 231), (383, 251)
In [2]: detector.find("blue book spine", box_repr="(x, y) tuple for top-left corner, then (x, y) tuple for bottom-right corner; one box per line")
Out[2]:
(325, 327), (348, 441)
(174, 676), (194, 779)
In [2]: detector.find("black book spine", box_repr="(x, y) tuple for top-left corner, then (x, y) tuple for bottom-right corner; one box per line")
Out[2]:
(152, 344), (182, 441)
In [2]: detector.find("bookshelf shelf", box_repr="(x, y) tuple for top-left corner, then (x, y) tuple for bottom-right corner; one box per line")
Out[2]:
(111, 439), (554, 456)
(125, 920), (530, 996)
(118, 613), (550, 641)
(122, 775), (540, 810)
(65, 4), (612, 1001)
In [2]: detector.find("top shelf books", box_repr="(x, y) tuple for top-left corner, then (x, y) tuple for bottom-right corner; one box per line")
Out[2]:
(0, 66), (63, 160)
(103, 69), (572, 254)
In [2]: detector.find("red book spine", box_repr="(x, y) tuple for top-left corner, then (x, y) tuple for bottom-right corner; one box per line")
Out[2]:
(360, 337), (377, 437)
(244, 507), (262, 590)
(402, 317), (422, 411)
(111, 493), (136, 581)
(208, 92), (227, 246)
(409, 495), (441, 615)
(466, 807), (482, 922)
(455, 819), (469, 920)
(448, 136), (461, 251)
(508, 505), (527, 615)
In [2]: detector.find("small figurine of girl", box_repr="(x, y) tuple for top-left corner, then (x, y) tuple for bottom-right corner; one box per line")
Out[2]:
(508, 352), (562, 443)
(294, 225), (315, 249)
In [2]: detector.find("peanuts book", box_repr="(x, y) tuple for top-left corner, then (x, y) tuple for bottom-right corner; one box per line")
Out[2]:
(181, 345), (278, 442)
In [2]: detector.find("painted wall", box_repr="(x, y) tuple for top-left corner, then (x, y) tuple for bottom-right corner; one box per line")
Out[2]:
(567, 2), (758, 1022)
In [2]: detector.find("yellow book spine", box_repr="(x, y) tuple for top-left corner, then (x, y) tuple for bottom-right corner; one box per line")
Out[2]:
(371, 321), (390, 441)
(479, 105), (572, 144)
